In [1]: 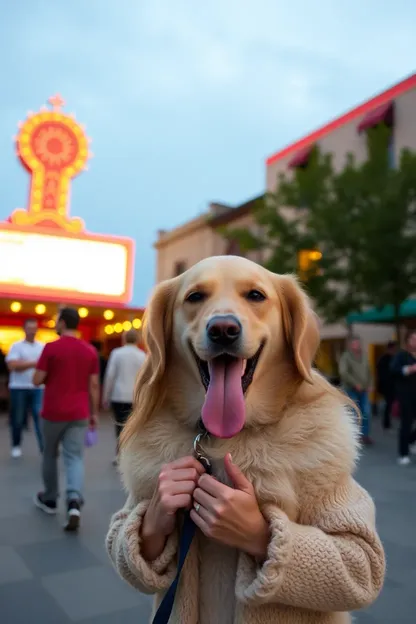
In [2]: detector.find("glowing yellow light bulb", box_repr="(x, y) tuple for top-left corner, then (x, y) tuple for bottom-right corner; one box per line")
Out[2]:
(10, 301), (22, 313)
(35, 304), (46, 315)
(103, 309), (114, 321)
(114, 323), (123, 333)
(123, 321), (132, 331)
(132, 318), (142, 329)
(104, 325), (114, 335)
(78, 307), (88, 318)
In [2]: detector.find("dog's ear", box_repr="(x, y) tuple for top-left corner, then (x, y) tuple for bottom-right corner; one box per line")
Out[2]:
(120, 277), (180, 447)
(277, 274), (320, 383)
(143, 277), (179, 384)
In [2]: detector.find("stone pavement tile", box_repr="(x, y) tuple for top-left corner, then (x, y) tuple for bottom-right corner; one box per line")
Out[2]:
(355, 612), (378, 623)
(80, 602), (153, 624)
(361, 581), (414, 622)
(80, 533), (112, 566)
(0, 508), (64, 546)
(16, 536), (102, 577)
(0, 545), (33, 585)
(0, 579), (70, 624)
(0, 492), (37, 520)
(42, 565), (149, 621)
(381, 539), (416, 574)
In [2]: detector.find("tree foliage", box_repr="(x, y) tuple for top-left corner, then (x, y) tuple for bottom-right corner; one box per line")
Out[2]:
(225, 125), (416, 325)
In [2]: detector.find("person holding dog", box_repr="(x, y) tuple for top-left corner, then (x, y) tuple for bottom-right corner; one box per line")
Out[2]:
(107, 257), (385, 624)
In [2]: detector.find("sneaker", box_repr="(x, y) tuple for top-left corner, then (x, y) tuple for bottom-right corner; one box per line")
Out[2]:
(409, 443), (416, 455)
(398, 456), (411, 466)
(64, 500), (81, 532)
(34, 492), (57, 514)
(11, 447), (22, 459)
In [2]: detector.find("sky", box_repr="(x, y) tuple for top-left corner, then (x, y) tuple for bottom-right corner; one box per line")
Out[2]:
(0, 1), (415, 306)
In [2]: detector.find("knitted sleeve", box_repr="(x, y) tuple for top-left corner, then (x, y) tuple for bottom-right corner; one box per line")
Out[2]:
(235, 478), (385, 612)
(106, 495), (178, 594)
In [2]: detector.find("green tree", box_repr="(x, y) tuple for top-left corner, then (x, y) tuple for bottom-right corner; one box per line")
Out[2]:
(225, 125), (416, 335)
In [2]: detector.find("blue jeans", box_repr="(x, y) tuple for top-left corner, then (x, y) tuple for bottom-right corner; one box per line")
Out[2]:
(346, 388), (371, 437)
(42, 420), (87, 503)
(9, 388), (44, 452)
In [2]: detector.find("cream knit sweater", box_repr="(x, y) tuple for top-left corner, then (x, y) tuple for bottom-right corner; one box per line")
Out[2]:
(106, 401), (385, 624)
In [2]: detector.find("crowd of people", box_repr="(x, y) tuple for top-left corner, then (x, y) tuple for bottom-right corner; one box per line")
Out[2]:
(339, 331), (416, 465)
(2, 313), (416, 533)
(3, 308), (145, 532)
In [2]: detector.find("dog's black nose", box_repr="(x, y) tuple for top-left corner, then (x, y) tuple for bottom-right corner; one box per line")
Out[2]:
(206, 315), (242, 346)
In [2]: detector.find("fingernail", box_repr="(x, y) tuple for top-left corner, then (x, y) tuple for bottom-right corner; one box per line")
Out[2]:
(228, 453), (233, 462)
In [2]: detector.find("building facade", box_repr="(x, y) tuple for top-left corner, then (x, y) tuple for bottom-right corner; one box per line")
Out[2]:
(154, 74), (416, 379)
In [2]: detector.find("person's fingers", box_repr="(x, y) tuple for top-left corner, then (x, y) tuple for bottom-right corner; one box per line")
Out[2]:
(170, 468), (201, 483)
(193, 486), (216, 511)
(198, 474), (228, 497)
(163, 456), (205, 475)
(190, 508), (211, 534)
(160, 480), (196, 496)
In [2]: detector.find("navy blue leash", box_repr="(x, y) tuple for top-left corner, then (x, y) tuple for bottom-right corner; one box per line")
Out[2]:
(152, 432), (211, 624)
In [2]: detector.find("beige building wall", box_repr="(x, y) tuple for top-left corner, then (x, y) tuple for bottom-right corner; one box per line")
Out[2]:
(155, 207), (262, 282)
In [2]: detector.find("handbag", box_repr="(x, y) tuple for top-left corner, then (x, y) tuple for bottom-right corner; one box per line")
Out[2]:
(85, 427), (98, 447)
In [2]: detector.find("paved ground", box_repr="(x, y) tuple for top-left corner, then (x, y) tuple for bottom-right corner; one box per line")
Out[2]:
(0, 413), (413, 623)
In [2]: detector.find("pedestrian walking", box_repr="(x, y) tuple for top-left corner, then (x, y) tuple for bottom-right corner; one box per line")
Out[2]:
(102, 329), (146, 464)
(5, 319), (44, 458)
(339, 336), (373, 445)
(376, 341), (398, 430)
(390, 330), (416, 465)
(33, 307), (100, 531)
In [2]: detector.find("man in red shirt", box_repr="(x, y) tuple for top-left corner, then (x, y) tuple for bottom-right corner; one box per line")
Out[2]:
(33, 307), (100, 531)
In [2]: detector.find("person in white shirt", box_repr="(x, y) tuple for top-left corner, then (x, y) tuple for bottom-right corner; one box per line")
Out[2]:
(6, 319), (44, 458)
(102, 329), (146, 463)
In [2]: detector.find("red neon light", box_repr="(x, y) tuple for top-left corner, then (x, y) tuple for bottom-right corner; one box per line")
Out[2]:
(266, 73), (416, 167)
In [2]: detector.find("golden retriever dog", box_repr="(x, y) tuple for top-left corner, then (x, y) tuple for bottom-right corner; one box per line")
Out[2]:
(107, 255), (385, 624)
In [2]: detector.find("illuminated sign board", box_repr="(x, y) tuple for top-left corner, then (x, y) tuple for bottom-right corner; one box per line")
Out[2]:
(1, 95), (134, 305)
(0, 226), (133, 304)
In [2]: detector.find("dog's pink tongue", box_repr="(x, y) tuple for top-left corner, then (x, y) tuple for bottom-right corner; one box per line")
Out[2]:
(201, 358), (245, 439)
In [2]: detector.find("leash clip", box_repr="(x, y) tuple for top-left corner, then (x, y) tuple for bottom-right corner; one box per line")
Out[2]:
(193, 432), (211, 472)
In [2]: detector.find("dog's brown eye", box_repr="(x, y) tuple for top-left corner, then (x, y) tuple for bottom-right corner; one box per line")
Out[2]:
(246, 289), (266, 302)
(186, 291), (206, 303)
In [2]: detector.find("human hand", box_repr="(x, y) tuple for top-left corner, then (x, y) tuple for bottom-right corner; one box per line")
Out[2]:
(89, 413), (99, 428)
(191, 454), (270, 560)
(142, 456), (206, 540)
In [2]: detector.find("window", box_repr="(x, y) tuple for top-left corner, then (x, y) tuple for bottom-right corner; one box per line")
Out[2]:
(173, 261), (186, 276)
(297, 249), (322, 281)
(288, 145), (314, 169)
(357, 101), (394, 134)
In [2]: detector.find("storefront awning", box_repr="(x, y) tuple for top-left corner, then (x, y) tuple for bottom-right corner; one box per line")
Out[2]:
(357, 100), (394, 133)
(347, 299), (416, 324)
(288, 145), (314, 168)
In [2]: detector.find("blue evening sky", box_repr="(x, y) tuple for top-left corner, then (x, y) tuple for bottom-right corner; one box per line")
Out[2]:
(0, 1), (414, 306)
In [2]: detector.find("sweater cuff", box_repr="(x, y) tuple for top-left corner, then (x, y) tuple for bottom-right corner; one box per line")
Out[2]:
(122, 501), (178, 590)
(235, 505), (293, 604)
